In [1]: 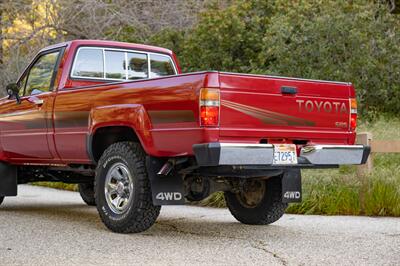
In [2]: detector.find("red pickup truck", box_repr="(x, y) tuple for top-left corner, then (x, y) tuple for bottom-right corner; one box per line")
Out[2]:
(0, 40), (369, 233)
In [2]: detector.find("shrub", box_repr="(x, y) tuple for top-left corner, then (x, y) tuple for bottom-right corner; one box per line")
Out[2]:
(261, 1), (400, 117)
(150, 0), (400, 118)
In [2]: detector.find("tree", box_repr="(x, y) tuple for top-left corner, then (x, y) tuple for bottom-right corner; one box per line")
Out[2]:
(178, 0), (400, 117)
(180, 0), (274, 72)
(0, 0), (209, 91)
(261, 1), (400, 116)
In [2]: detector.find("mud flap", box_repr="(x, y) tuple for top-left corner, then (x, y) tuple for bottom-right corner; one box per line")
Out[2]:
(146, 156), (185, 205)
(0, 162), (17, 197)
(281, 169), (302, 203)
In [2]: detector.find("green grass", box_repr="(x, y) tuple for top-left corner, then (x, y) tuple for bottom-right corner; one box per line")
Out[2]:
(357, 116), (400, 140)
(286, 154), (400, 216)
(200, 117), (400, 216)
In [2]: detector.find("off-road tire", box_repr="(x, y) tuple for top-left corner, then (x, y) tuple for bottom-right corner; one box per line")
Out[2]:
(78, 183), (96, 206)
(224, 176), (287, 225)
(95, 141), (161, 233)
(0, 196), (4, 206)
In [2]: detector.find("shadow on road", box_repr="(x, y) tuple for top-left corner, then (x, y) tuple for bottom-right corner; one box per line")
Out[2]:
(0, 203), (288, 240)
(152, 216), (286, 238)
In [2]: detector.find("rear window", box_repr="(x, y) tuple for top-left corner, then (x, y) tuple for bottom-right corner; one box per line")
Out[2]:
(71, 47), (175, 81)
(105, 50), (126, 79)
(150, 54), (175, 78)
(127, 52), (148, 80)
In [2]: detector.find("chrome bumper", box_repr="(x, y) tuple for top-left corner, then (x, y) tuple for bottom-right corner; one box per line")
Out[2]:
(193, 143), (370, 167)
(299, 145), (369, 165)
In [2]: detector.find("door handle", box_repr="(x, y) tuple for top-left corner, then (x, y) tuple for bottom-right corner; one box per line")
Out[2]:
(281, 86), (297, 95)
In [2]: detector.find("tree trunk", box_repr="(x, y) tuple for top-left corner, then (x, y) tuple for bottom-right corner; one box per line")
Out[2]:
(389, 0), (400, 14)
(0, 8), (3, 65)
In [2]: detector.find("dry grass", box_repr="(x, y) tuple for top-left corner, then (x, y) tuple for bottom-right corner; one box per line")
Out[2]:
(31, 182), (77, 192)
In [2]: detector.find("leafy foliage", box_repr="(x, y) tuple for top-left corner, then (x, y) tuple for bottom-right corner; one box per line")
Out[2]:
(260, 1), (400, 117)
(150, 0), (400, 118)
(180, 0), (274, 72)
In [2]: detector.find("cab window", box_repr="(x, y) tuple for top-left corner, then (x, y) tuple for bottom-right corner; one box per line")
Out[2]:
(25, 51), (60, 96)
(127, 52), (148, 80)
(105, 50), (126, 79)
(18, 75), (27, 97)
(72, 48), (104, 78)
(149, 54), (175, 78)
(71, 47), (176, 81)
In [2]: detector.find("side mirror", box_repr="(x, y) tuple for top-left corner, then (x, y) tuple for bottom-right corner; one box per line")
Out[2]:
(6, 83), (21, 104)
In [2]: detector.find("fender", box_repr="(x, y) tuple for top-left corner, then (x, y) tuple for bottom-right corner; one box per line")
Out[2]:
(88, 104), (156, 157)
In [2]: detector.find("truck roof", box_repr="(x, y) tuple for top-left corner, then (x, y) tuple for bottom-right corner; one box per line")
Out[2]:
(39, 39), (174, 56)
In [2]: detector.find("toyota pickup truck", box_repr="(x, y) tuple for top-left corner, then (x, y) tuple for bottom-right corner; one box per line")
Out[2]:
(0, 40), (369, 233)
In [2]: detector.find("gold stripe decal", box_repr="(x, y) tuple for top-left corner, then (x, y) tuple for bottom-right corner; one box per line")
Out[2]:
(0, 111), (90, 129)
(221, 100), (315, 126)
(148, 110), (195, 124)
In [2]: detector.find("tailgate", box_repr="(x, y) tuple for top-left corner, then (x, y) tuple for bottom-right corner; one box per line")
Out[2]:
(218, 72), (353, 144)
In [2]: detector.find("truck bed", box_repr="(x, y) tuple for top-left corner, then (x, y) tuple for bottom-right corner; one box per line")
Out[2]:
(217, 72), (356, 146)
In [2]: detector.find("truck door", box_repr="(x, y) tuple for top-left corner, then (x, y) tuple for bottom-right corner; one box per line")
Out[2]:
(0, 49), (63, 161)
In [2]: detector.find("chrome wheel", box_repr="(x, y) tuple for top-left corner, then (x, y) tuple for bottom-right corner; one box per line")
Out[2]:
(104, 162), (134, 214)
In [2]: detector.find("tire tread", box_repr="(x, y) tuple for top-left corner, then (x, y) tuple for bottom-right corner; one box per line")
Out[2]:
(78, 183), (96, 206)
(95, 141), (160, 233)
(225, 176), (287, 225)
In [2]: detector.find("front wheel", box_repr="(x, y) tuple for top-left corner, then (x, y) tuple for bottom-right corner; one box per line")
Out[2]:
(224, 176), (287, 225)
(95, 142), (161, 233)
(0, 196), (4, 206)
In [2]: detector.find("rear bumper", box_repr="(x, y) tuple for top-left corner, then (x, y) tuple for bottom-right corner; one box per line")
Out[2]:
(193, 143), (370, 167)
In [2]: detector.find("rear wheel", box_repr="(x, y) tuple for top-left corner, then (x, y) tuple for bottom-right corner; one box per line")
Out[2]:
(78, 183), (96, 206)
(95, 142), (161, 233)
(224, 176), (287, 225)
(0, 196), (4, 206)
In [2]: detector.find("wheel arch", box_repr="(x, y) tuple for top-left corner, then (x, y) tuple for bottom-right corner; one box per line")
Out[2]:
(88, 104), (154, 163)
(88, 125), (147, 163)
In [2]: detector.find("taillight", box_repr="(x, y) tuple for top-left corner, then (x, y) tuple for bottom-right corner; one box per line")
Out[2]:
(200, 88), (220, 127)
(350, 98), (357, 131)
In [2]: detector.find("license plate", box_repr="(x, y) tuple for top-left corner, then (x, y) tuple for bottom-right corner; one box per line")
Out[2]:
(273, 144), (298, 165)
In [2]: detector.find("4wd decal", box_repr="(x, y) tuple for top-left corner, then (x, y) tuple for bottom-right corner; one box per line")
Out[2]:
(283, 191), (301, 200)
(156, 192), (183, 201)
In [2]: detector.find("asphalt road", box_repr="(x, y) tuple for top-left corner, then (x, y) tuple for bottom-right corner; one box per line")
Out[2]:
(0, 185), (399, 266)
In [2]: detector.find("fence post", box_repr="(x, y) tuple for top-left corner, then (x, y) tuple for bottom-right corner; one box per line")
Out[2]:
(356, 132), (372, 215)
(356, 132), (373, 176)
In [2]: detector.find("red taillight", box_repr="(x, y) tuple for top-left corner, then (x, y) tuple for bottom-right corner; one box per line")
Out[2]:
(350, 98), (357, 131)
(200, 88), (220, 127)
(350, 114), (357, 130)
(200, 106), (219, 126)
